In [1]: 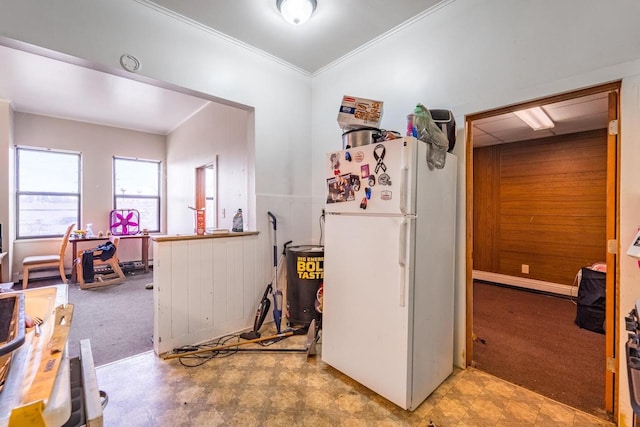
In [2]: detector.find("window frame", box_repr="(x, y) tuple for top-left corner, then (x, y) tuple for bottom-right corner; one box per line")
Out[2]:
(15, 146), (81, 240)
(112, 156), (161, 233)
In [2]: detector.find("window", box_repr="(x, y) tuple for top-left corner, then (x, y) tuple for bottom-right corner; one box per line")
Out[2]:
(113, 157), (161, 232)
(16, 147), (81, 238)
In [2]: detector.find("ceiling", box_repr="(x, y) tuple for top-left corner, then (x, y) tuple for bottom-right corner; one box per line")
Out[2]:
(0, 1), (610, 141)
(472, 93), (610, 147)
(0, 43), (211, 135)
(146, 0), (445, 74)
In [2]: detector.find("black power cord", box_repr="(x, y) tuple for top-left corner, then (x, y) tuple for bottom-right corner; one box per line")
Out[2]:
(318, 209), (325, 246)
(172, 334), (242, 367)
(171, 331), (295, 367)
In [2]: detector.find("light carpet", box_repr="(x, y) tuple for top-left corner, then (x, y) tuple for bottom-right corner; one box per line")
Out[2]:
(66, 271), (153, 367)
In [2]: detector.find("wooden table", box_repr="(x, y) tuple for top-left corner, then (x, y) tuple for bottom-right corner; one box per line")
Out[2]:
(69, 234), (150, 282)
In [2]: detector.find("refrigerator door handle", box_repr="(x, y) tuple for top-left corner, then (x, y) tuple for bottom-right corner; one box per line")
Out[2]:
(400, 165), (410, 215)
(398, 218), (408, 307)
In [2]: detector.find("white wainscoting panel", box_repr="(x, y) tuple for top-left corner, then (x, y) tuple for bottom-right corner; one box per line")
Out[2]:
(153, 233), (258, 355)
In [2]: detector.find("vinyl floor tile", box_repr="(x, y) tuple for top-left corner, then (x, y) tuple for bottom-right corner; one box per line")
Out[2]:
(96, 340), (615, 427)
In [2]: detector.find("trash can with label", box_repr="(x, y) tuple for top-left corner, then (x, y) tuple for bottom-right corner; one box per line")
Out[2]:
(286, 245), (324, 327)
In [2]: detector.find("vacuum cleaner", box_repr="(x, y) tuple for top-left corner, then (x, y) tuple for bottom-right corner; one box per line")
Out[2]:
(240, 284), (272, 340)
(240, 211), (291, 340)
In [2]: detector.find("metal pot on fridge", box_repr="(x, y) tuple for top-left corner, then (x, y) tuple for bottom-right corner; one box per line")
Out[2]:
(341, 127), (383, 149)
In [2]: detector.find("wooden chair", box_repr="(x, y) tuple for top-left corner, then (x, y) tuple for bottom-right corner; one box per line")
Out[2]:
(76, 236), (126, 289)
(22, 223), (75, 289)
(0, 251), (7, 283)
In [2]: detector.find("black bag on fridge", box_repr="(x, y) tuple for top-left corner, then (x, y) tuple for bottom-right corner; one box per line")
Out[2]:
(429, 109), (456, 152)
(575, 267), (606, 334)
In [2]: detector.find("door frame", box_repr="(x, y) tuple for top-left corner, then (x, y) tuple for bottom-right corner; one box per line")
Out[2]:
(464, 81), (621, 415)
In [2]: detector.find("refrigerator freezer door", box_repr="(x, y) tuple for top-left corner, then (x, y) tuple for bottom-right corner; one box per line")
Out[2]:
(322, 213), (415, 409)
(324, 138), (417, 215)
(409, 149), (457, 408)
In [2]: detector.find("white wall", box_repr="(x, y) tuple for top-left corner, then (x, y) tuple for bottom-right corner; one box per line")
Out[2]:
(10, 113), (166, 277)
(0, 100), (14, 283)
(619, 76), (640, 425)
(0, 0), (312, 194)
(0, 0), (313, 325)
(166, 102), (251, 234)
(5, 0), (640, 421)
(311, 0), (640, 422)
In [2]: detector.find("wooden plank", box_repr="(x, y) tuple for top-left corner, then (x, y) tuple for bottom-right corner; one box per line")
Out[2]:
(9, 400), (46, 427)
(241, 235), (258, 321)
(19, 304), (74, 406)
(153, 241), (172, 354)
(604, 88), (620, 415)
(187, 239), (204, 334)
(473, 128), (607, 285)
(171, 241), (189, 339)
(466, 117), (475, 367)
(151, 231), (258, 243)
(212, 239), (228, 333)
(199, 239), (215, 331)
(473, 145), (501, 272)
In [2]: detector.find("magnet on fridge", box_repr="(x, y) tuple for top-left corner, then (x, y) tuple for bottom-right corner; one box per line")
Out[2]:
(330, 153), (340, 170)
(360, 197), (367, 209)
(351, 175), (361, 192)
(368, 174), (376, 187)
(379, 173), (391, 186)
(365, 187), (371, 199)
(345, 151), (352, 162)
(334, 169), (341, 176)
(381, 190), (392, 200)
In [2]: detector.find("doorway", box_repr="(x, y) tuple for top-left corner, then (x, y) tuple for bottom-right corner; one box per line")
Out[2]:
(195, 158), (219, 232)
(0, 38), (252, 367)
(465, 82), (620, 419)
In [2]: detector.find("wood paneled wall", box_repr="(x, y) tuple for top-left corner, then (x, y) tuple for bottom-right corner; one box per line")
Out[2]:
(473, 129), (607, 285)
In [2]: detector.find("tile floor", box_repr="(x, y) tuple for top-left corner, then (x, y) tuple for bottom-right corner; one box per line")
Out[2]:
(95, 332), (615, 427)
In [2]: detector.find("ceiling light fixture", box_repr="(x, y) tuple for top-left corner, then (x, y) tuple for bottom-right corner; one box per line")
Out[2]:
(513, 106), (555, 130)
(277, 0), (317, 25)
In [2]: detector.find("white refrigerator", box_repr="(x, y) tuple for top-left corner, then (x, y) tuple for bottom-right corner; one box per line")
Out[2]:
(322, 136), (456, 410)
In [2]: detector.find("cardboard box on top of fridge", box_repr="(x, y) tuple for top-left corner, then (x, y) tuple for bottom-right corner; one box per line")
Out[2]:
(337, 96), (383, 130)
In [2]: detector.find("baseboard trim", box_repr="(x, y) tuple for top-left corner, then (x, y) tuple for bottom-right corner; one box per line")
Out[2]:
(473, 270), (578, 297)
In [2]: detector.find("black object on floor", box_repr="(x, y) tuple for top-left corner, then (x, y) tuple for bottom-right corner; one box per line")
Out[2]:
(240, 284), (271, 340)
(575, 268), (606, 334)
(81, 251), (95, 283)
